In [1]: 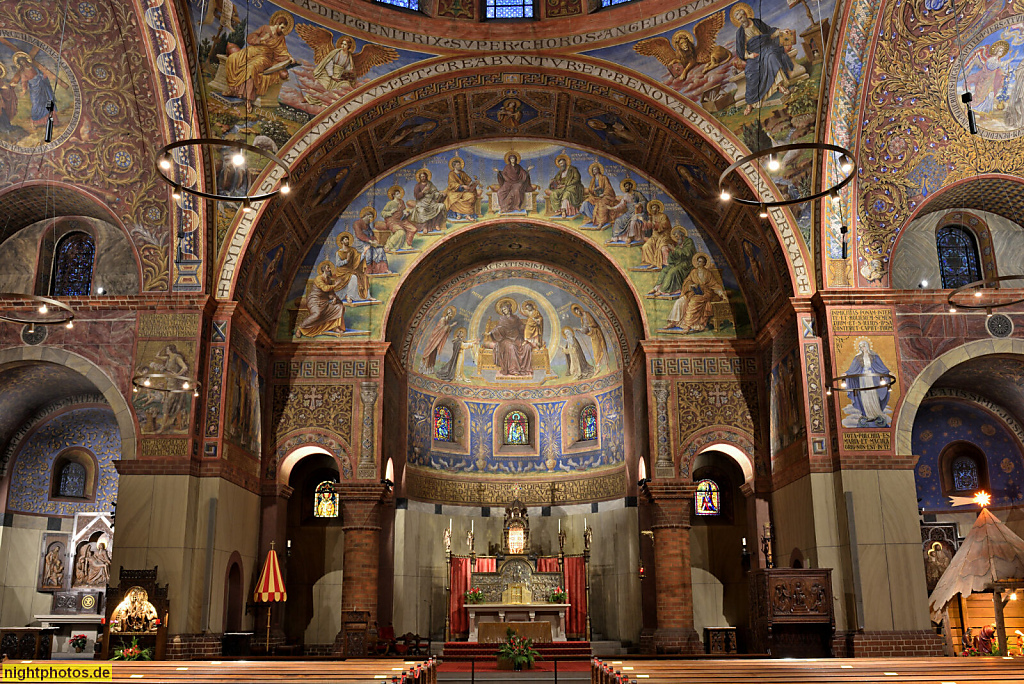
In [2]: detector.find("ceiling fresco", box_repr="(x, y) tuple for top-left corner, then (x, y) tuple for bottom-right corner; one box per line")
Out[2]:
(276, 140), (753, 342)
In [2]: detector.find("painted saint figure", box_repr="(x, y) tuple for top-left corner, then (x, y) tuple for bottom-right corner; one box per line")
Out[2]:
(334, 233), (370, 300)
(963, 40), (1011, 112)
(0, 64), (25, 140)
(12, 52), (56, 127)
(521, 300), (545, 349)
(731, 4), (793, 115)
(484, 298), (533, 377)
(608, 179), (648, 244)
(649, 228), (697, 295)
(298, 262), (347, 337)
(561, 327), (594, 381)
(382, 186), (419, 251)
(547, 153), (584, 218)
(842, 339), (893, 428)
(572, 304), (608, 370)
(579, 163), (620, 228)
(493, 151), (535, 213)
(445, 156), (481, 220)
(639, 200), (673, 269)
(437, 328), (477, 382)
(409, 168), (447, 233)
(666, 254), (727, 332)
(352, 208), (390, 274)
(223, 11), (296, 112)
(420, 306), (458, 373)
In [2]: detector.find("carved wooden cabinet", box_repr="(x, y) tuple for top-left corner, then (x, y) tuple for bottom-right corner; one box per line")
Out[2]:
(749, 568), (834, 657)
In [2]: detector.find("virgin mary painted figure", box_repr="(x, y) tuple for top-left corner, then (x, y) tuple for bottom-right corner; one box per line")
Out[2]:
(484, 298), (533, 376)
(842, 339), (893, 428)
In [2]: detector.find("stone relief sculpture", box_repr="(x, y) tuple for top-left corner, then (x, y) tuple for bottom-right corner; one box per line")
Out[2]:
(42, 543), (65, 589)
(72, 541), (112, 587)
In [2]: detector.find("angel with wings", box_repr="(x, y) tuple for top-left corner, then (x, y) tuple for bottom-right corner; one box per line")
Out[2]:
(295, 24), (400, 95)
(633, 10), (731, 88)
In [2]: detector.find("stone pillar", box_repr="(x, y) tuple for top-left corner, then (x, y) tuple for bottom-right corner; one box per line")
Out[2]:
(338, 485), (383, 618)
(651, 380), (674, 479)
(259, 482), (293, 644)
(646, 482), (702, 654)
(357, 382), (379, 480)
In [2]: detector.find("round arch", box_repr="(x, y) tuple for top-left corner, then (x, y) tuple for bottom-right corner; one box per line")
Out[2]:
(0, 347), (137, 461)
(894, 338), (1024, 456)
(274, 433), (354, 483)
(677, 426), (757, 482)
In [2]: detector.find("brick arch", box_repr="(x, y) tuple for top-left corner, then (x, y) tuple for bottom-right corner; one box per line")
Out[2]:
(676, 426), (756, 482)
(274, 431), (354, 483)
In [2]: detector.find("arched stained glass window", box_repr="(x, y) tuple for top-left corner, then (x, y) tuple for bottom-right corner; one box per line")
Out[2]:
(503, 410), (529, 446)
(434, 405), (453, 442)
(314, 480), (339, 518)
(485, 0), (534, 19)
(695, 479), (720, 516)
(580, 404), (598, 441)
(937, 225), (982, 289)
(951, 455), (980, 492)
(51, 232), (95, 296)
(58, 462), (86, 498)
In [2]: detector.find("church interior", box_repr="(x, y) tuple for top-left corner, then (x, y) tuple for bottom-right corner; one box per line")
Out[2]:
(1, 0), (1024, 679)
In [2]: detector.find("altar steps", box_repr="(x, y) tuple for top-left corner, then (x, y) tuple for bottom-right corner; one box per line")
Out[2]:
(442, 641), (592, 661)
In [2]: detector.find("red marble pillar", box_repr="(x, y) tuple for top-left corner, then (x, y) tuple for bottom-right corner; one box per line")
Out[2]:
(647, 482), (702, 654)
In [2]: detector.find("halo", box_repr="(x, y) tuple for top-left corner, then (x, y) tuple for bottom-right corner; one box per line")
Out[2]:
(336, 231), (354, 247)
(670, 226), (688, 241)
(0, 64), (6, 80)
(387, 185), (404, 199)
(269, 10), (295, 34)
(555, 153), (571, 168)
(359, 206), (376, 220)
(316, 260), (334, 275)
(443, 305), (457, 318)
(415, 167), (432, 181)
(571, 304), (584, 317)
(449, 156), (465, 170)
(561, 326), (576, 337)
(992, 40), (1011, 56)
(647, 200), (664, 214)
(588, 162), (605, 175)
(729, 3), (753, 26)
(620, 177), (636, 193)
(691, 252), (711, 267)
(495, 297), (518, 315)
(454, 327), (468, 339)
(504, 150), (521, 165)
(521, 299), (538, 312)
(12, 51), (30, 66)
(156, 138), (290, 204)
(671, 30), (695, 46)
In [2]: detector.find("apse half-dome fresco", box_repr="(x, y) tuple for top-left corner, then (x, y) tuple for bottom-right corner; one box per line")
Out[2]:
(279, 140), (752, 342)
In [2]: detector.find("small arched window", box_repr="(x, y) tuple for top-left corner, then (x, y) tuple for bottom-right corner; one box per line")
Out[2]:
(580, 404), (598, 441)
(695, 479), (720, 516)
(314, 480), (339, 518)
(951, 455), (980, 492)
(58, 462), (86, 498)
(51, 232), (95, 296)
(503, 410), (529, 446)
(936, 225), (982, 289)
(434, 405), (453, 442)
(485, 0), (534, 18)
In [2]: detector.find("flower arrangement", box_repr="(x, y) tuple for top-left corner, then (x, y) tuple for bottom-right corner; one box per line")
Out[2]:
(112, 637), (153, 661)
(497, 628), (539, 671)
(549, 586), (567, 603)
(465, 587), (485, 604)
(68, 635), (88, 652)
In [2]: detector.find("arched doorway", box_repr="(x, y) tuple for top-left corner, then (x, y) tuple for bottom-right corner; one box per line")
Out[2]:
(225, 560), (244, 633)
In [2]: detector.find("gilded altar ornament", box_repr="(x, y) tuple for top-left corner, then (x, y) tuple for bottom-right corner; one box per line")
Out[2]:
(110, 586), (160, 634)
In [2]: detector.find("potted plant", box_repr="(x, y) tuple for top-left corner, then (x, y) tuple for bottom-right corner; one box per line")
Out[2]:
(465, 587), (485, 604)
(112, 637), (153, 661)
(497, 628), (539, 671)
(549, 586), (567, 603)
(68, 635), (88, 653)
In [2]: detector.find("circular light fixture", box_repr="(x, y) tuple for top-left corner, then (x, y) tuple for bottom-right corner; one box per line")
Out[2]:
(155, 138), (290, 204)
(0, 293), (75, 329)
(718, 143), (856, 207)
(131, 372), (201, 395)
(827, 373), (897, 394)
(947, 275), (1024, 311)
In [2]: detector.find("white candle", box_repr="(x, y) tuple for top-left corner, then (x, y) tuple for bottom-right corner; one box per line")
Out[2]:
(449, 518), (452, 531)
(584, 517), (587, 529)
(742, 537), (746, 546)
(558, 519), (561, 532)
(471, 520), (474, 533)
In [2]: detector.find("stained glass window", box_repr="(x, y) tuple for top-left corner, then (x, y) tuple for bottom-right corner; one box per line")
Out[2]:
(580, 404), (598, 441)
(314, 480), (339, 518)
(485, 0), (534, 19)
(504, 410), (529, 445)
(951, 456), (980, 492)
(374, 0), (421, 8)
(51, 232), (95, 296)
(600, 0), (635, 6)
(695, 479), (720, 516)
(58, 462), (86, 498)
(937, 225), (982, 289)
(434, 405), (453, 442)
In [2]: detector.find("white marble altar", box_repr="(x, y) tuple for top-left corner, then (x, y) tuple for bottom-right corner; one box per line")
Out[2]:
(467, 602), (570, 642)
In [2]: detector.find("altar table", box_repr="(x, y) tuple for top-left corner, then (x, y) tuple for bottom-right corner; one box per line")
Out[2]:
(467, 603), (569, 642)
(478, 621), (551, 644)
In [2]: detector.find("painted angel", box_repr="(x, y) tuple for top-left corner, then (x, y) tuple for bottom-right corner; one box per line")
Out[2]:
(295, 25), (399, 95)
(633, 11), (731, 86)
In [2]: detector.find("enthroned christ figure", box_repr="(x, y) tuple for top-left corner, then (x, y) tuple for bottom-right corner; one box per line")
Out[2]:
(483, 298), (533, 377)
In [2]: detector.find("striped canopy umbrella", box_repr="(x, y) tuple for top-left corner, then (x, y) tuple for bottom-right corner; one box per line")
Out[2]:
(254, 545), (287, 650)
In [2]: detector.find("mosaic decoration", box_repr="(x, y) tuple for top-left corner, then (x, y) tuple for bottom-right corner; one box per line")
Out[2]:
(650, 356), (758, 376)
(7, 407), (118, 516)
(51, 232), (95, 296)
(436, 0), (475, 19)
(652, 379), (673, 475)
(832, 334), (900, 430)
(272, 383), (354, 445)
(404, 468), (626, 505)
(204, 347), (225, 438)
(314, 480), (339, 518)
(544, 0), (582, 18)
(803, 341), (825, 435)
(138, 438), (188, 457)
(913, 398), (1024, 511)
(132, 341), (196, 435)
(138, 313), (200, 339)
(936, 225), (983, 289)
(225, 348), (262, 456)
(951, 456), (980, 492)
(675, 380), (758, 452)
(282, 142), (749, 342)
(434, 405), (453, 442)
(272, 358), (381, 379)
(769, 346), (805, 455)
(695, 479), (720, 516)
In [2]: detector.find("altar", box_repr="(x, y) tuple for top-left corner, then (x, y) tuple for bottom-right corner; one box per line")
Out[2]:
(470, 605), (570, 642)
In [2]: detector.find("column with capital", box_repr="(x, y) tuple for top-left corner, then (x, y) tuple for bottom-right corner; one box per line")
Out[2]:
(357, 382), (379, 479)
(652, 380), (674, 478)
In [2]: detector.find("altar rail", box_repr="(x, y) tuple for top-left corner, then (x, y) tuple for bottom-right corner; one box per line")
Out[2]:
(591, 656), (1024, 684)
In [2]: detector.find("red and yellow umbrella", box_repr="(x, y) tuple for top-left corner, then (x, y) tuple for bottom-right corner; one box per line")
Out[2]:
(255, 544), (287, 649)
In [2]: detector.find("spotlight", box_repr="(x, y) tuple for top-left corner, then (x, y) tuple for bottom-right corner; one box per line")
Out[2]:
(839, 155), (853, 174)
(825, 387), (832, 396)
(65, 320), (73, 329)
(241, 199), (253, 213)
(919, 279), (928, 288)
(974, 290), (983, 298)
(172, 185), (182, 201)
(280, 182), (291, 195)
(159, 157), (172, 170)
(720, 188), (731, 201)
(767, 155), (780, 172)
(143, 378), (151, 387)
(962, 93), (979, 135)
(96, 286), (105, 295)
(44, 101), (55, 142)
(182, 382), (190, 390)
(949, 306), (957, 313)
(232, 149), (245, 166)
(829, 190), (840, 205)
(193, 390), (200, 398)
(758, 204), (768, 219)
(38, 304), (47, 314)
